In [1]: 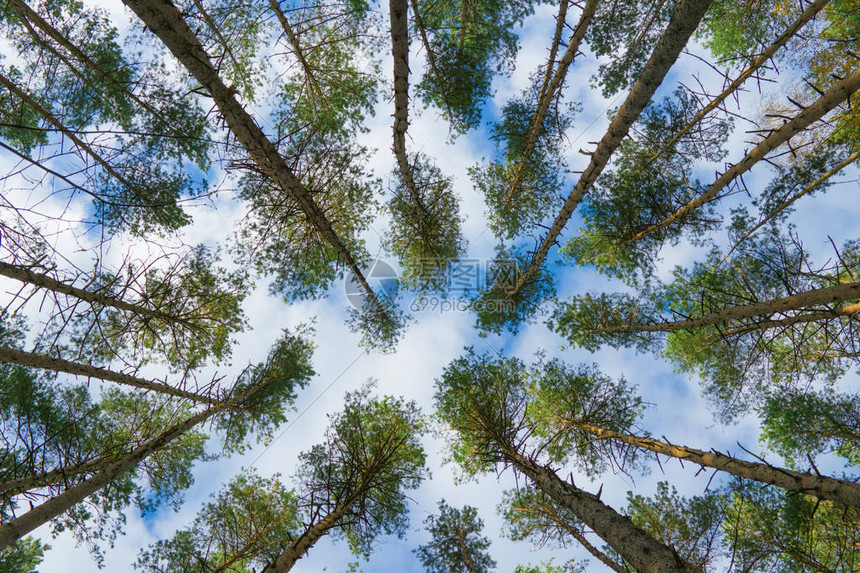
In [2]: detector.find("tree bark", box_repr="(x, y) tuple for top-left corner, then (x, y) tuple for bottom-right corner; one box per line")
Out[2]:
(0, 458), (115, 498)
(0, 261), (191, 326)
(505, 449), (702, 573)
(502, 0), (598, 208)
(507, 0), (712, 298)
(573, 423), (860, 510)
(121, 0), (390, 318)
(623, 62), (860, 244)
(0, 395), (228, 548)
(643, 0), (830, 167)
(0, 346), (216, 404)
(260, 501), (352, 572)
(586, 281), (860, 334)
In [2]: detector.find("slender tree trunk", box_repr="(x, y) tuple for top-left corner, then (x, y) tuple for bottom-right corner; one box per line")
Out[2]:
(267, 0), (326, 104)
(121, 0), (390, 318)
(6, 0), (162, 118)
(409, 0), (457, 119)
(505, 449), (702, 573)
(573, 423), (860, 510)
(0, 458), (116, 498)
(502, 0), (598, 207)
(0, 262), (191, 326)
(0, 346), (216, 404)
(507, 0), (712, 298)
(0, 72), (157, 207)
(389, 0), (430, 228)
(643, 0), (830, 167)
(587, 281), (860, 335)
(0, 396), (228, 549)
(260, 502), (353, 572)
(729, 147), (860, 252)
(623, 63), (860, 244)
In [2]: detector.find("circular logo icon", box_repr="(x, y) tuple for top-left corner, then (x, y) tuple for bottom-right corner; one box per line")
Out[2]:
(344, 260), (399, 309)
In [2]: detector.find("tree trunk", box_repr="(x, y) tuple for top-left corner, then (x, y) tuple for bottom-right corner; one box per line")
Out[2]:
(503, 0), (598, 207)
(0, 262), (190, 326)
(574, 423), (860, 509)
(643, 0), (830, 167)
(508, 0), (712, 298)
(505, 449), (702, 573)
(267, 0), (326, 104)
(588, 281), (860, 334)
(0, 458), (115, 498)
(121, 0), (390, 318)
(260, 501), (352, 572)
(389, 0), (430, 228)
(0, 346), (216, 404)
(624, 62), (860, 244)
(0, 397), (227, 549)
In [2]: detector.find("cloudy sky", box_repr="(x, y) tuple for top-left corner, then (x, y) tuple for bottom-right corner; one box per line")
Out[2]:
(7, 0), (857, 571)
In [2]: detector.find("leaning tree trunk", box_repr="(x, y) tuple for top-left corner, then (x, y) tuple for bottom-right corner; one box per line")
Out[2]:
(121, 0), (390, 319)
(0, 392), (234, 548)
(623, 62), (860, 244)
(503, 0), (598, 208)
(574, 423), (860, 509)
(642, 0), (830, 168)
(0, 346), (216, 403)
(0, 262), (192, 326)
(504, 448), (702, 573)
(507, 0), (712, 298)
(585, 281), (860, 335)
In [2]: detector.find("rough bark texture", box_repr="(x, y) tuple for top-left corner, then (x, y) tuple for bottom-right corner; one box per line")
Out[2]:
(625, 62), (860, 243)
(0, 262), (189, 326)
(592, 281), (860, 334)
(503, 0), (598, 207)
(0, 398), (225, 549)
(0, 459), (114, 498)
(645, 0), (830, 166)
(508, 0), (713, 298)
(506, 449), (702, 573)
(389, 0), (429, 225)
(121, 0), (388, 316)
(260, 501), (352, 572)
(0, 346), (215, 403)
(576, 423), (860, 509)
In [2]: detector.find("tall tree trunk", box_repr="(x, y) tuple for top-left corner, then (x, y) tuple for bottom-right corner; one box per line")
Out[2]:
(502, 0), (598, 208)
(642, 0), (830, 167)
(505, 448), (702, 573)
(507, 0), (712, 299)
(121, 0), (390, 319)
(409, 0), (456, 119)
(623, 63), (860, 244)
(0, 395), (229, 549)
(586, 280), (860, 335)
(389, 0), (430, 228)
(0, 346), (216, 404)
(261, 501), (353, 572)
(0, 458), (116, 498)
(572, 423), (860, 510)
(0, 262), (191, 326)
(267, 0), (326, 104)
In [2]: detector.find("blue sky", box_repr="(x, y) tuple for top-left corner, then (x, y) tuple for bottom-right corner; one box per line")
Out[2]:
(6, 0), (857, 571)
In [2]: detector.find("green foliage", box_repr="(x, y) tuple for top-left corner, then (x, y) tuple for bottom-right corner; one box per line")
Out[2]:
(586, 0), (678, 96)
(513, 560), (583, 573)
(135, 471), (300, 572)
(386, 153), (466, 293)
(471, 72), (578, 240)
(415, 500), (496, 573)
(724, 480), (860, 571)
(217, 325), (316, 453)
(345, 295), (409, 354)
(413, 0), (540, 134)
(0, 537), (48, 573)
(759, 389), (860, 468)
(473, 244), (556, 335)
(295, 385), (428, 558)
(500, 486), (585, 549)
(621, 482), (727, 572)
(565, 90), (730, 283)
